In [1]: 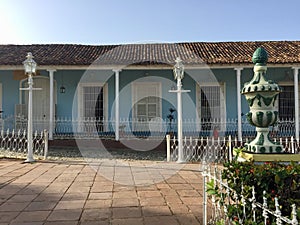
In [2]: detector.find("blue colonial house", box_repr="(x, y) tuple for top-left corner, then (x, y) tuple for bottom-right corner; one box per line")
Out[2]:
(0, 41), (299, 141)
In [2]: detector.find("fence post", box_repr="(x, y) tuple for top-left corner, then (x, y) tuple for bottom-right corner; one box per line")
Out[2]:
(44, 130), (48, 160)
(202, 161), (208, 225)
(291, 136), (295, 154)
(166, 134), (171, 162)
(228, 135), (232, 161)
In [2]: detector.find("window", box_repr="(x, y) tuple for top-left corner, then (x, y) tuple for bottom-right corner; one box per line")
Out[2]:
(79, 83), (108, 132)
(83, 86), (104, 120)
(132, 83), (161, 131)
(135, 96), (159, 120)
(279, 85), (294, 120)
(196, 84), (225, 130)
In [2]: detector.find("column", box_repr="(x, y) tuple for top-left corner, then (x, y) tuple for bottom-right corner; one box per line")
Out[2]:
(235, 68), (243, 142)
(293, 67), (299, 141)
(113, 69), (121, 141)
(47, 69), (56, 140)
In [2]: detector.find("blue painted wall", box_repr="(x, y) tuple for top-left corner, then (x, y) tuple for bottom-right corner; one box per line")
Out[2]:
(0, 67), (294, 123)
(0, 70), (21, 117)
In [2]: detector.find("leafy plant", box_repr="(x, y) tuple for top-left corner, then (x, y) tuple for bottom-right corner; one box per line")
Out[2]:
(207, 149), (300, 224)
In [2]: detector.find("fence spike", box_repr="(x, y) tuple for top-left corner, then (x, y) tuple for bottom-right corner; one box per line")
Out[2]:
(275, 197), (283, 225)
(263, 191), (269, 224)
(291, 204), (298, 225)
(251, 186), (257, 223)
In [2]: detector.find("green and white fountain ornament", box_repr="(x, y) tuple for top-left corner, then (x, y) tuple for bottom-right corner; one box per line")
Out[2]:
(241, 46), (283, 154)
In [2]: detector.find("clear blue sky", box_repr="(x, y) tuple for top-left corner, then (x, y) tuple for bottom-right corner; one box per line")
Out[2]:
(1, 0), (299, 45)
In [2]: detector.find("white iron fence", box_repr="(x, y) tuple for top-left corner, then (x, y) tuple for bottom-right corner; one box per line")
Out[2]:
(202, 163), (299, 225)
(0, 116), (297, 139)
(0, 129), (48, 159)
(166, 135), (300, 163)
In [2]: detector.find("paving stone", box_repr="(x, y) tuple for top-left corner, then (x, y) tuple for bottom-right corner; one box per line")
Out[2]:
(168, 203), (191, 214)
(61, 192), (89, 201)
(137, 190), (161, 198)
(0, 202), (30, 211)
(160, 188), (178, 196)
(176, 214), (202, 225)
(44, 221), (79, 225)
(34, 193), (63, 202)
(0, 211), (19, 222)
(164, 195), (183, 204)
(67, 186), (91, 193)
(84, 199), (112, 209)
(166, 176), (187, 184)
(55, 200), (86, 210)
(71, 181), (94, 187)
(10, 222), (43, 225)
(156, 183), (170, 189)
(142, 205), (172, 216)
(112, 207), (142, 219)
(80, 220), (109, 225)
(176, 189), (201, 197)
(140, 196), (166, 206)
(7, 194), (38, 202)
(24, 201), (57, 211)
(80, 208), (110, 221)
(12, 210), (51, 222)
(91, 185), (113, 193)
(113, 190), (137, 198)
(47, 209), (83, 221)
(113, 185), (135, 192)
(180, 197), (202, 205)
(88, 192), (112, 200)
(144, 215), (180, 225)
(169, 183), (194, 190)
(135, 185), (157, 191)
(111, 218), (143, 225)
(112, 198), (140, 207)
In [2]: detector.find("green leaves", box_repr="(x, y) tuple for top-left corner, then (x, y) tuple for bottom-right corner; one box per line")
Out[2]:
(207, 158), (300, 224)
(206, 179), (218, 195)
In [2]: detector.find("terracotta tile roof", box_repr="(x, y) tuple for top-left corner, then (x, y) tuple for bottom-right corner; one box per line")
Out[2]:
(1, 41), (300, 67)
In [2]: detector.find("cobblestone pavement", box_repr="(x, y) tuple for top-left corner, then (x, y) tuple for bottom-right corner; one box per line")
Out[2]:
(0, 158), (204, 225)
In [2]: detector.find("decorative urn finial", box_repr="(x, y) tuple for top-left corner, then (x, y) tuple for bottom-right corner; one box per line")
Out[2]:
(241, 46), (283, 153)
(252, 47), (268, 66)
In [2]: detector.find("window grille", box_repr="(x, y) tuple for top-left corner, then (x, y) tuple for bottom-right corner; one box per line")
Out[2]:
(83, 86), (104, 120)
(197, 84), (225, 131)
(279, 85), (294, 120)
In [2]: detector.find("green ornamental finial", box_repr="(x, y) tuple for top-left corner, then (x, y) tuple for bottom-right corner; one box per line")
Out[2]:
(252, 47), (268, 66)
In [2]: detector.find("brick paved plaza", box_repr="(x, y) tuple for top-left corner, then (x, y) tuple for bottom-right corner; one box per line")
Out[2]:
(0, 159), (204, 225)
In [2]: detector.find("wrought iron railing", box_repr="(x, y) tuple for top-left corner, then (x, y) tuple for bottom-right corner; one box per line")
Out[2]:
(0, 115), (297, 139)
(0, 129), (48, 159)
(166, 136), (300, 163)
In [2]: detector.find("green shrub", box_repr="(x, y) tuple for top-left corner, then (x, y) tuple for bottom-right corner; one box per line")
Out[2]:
(207, 148), (300, 224)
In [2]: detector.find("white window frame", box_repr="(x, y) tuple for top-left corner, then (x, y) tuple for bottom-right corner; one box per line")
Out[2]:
(196, 82), (226, 131)
(78, 82), (108, 120)
(131, 82), (162, 131)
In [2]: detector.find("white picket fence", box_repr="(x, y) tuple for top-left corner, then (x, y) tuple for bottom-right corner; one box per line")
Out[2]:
(166, 135), (300, 163)
(202, 163), (299, 225)
(0, 129), (48, 159)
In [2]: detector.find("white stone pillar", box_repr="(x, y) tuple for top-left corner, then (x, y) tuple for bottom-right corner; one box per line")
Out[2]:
(47, 69), (56, 140)
(113, 69), (121, 141)
(235, 68), (243, 142)
(293, 67), (299, 141)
